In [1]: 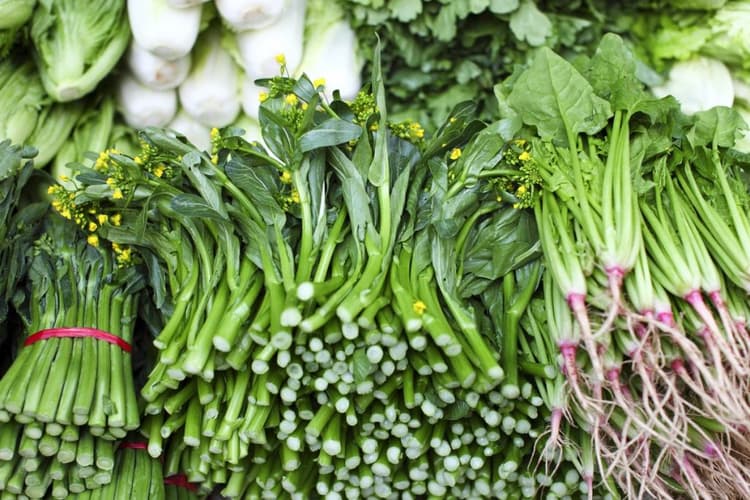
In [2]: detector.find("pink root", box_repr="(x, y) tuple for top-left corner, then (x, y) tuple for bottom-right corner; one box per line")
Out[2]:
(567, 293), (605, 392)
(559, 342), (597, 413)
(595, 266), (626, 339)
(656, 311), (675, 328)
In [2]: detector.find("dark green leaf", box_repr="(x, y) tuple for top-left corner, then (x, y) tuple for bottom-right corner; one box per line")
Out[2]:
(299, 119), (362, 152)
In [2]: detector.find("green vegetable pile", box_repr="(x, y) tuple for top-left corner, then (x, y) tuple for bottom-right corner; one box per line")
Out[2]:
(3, 1), (750, 499)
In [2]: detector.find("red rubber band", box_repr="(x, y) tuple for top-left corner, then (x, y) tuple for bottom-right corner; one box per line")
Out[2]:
(119, 442), (148, 450)
(164, 474), (198, 492)
(24, 327), (131, 353)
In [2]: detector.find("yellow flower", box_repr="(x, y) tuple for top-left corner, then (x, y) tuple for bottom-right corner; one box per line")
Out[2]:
(60, 208), (72, 220)
(97, 214), (108, 225)
(516, 185), (527, 196)
(47, 185), (56, 195)
(313, 78), (325, 88)
(210, 127), (220, 140)
(58, 175), (70, 182)
(275, 53), (286, 65)
(88, 221), (98, 232)
(280, 170), (292, 184)
(134, 156), (144, 166)
(514, 139), (526, 146)
(259, 91), (269, 103)
(112, 188), (124, 200)
(412, 300), (427, 315)
(87, 234), (99, 247)
(409, 122), (424, 139)
(153, 164), (165, 178)
(290, 189), (300, 204)
(110, 214), (122, 226)
(106, 177), (116, 186)
(519, 151), (531, 162)
(449, 148), (462, 161)
(211, 154), (219, 165)
(285, 94), (298, 106)
(301, 102), (309, 111)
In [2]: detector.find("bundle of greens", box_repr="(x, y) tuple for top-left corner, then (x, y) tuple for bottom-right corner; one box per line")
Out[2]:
(0, 141), (45, 372)
(495, 32), (750, 498)
(67, 441), (165, 500)
(0, 421), (118, 499)
(0, 213), (147, 498)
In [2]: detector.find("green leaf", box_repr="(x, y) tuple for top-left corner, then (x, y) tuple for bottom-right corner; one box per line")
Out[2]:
(507, 47), (612, 144)
(389, 0), (422, 22)
(180, 152), (228, 219)
(508, 0), (552, 47)
(299, 119), (362, 152)
(686, 107), (747, 149)
(586, 33), (647, 113)
(224, 158), (285, 226)
(170, 193), (228, 221)
(489, 0), (519, 14)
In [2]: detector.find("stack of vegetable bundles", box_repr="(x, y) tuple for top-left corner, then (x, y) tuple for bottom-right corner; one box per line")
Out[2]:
(121, 0), (362, 152)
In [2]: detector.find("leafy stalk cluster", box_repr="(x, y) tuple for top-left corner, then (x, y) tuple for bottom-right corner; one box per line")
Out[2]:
(0, 213), (146, 498)
(498, 32), (750, 498)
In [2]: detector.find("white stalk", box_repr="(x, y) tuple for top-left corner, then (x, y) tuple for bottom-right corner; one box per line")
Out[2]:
(236, 0), (306, 78)
(215, 0), (286, 31)
(127, 0), (201, 60)
(116, 73), (177, 128)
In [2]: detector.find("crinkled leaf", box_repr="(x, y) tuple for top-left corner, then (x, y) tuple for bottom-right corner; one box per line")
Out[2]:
(509, 0), (552, 47)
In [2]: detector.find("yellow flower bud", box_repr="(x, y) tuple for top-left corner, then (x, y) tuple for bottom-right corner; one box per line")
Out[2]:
(519, 151), (531, 162)
(285, 94), (298, 106)
(449, 148), (462, 161)
(412, 300), (427, 315)
(275, 53), (286, 65)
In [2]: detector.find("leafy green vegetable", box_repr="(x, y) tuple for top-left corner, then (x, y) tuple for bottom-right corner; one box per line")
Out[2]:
(31, 0), (130, 102)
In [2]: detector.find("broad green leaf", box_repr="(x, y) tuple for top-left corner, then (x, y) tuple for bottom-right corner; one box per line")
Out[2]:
(586, 33), (647, 113)
(170, 193), (228, 221)
(687, 107), (747, 149)
(507, 47), (612, 144)
(299, 119), (362, 152)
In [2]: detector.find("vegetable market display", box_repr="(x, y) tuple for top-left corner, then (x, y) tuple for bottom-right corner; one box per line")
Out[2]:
(2, 1), (750, 499)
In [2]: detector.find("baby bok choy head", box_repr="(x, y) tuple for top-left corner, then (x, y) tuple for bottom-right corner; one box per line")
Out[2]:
(30, 0), (130, 102)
